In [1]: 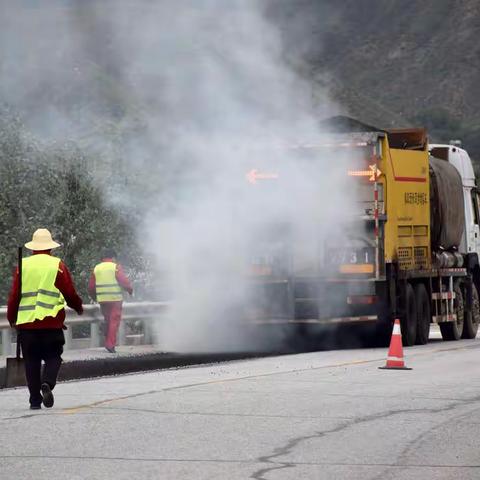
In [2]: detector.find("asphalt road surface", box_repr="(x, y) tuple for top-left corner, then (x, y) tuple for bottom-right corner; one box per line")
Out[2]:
(1, 337), (480, 479)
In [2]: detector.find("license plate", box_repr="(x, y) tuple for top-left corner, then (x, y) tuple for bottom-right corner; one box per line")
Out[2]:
(327, 247), (373, 266)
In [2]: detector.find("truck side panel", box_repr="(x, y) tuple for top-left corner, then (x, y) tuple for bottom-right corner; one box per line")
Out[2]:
(382, 139), (431, 272)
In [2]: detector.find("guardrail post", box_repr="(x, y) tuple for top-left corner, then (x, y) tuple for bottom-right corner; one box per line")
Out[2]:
(143, 319), (154, 345)
(118, 320), (126, 346)
(2, 329), (12, 356)
(90, 322), (100, 348)
(64, 327), (73, 350)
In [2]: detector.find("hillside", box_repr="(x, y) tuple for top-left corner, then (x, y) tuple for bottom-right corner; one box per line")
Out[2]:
(268, 0), (480, 161)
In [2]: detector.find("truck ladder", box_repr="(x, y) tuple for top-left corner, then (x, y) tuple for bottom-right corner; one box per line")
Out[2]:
(431, 275), (457, 323)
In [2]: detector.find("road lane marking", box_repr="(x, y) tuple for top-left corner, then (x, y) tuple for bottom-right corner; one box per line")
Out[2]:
(59, 341), (480, 415)
(58, 358), (383, 414)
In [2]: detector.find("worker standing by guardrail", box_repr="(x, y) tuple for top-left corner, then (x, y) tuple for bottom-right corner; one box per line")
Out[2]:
(7, 228), (84, 409)
(88, 249), (133, 353)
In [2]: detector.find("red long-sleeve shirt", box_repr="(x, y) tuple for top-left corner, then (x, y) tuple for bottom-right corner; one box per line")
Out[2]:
(88, 258), (133, 301)
(7, 252), (84, 329)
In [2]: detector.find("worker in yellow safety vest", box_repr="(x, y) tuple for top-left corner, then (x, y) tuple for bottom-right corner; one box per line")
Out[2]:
(88, 249), (133, 353)
(7, 228), (84, 409)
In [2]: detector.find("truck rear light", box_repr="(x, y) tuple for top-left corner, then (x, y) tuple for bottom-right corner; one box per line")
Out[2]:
(347, 295), (377, 305)
(250, 265), (272, 276)
(339, 264), (374, 274)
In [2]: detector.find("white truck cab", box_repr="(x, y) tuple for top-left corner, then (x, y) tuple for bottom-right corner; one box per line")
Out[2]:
(429, 143), (480, 256)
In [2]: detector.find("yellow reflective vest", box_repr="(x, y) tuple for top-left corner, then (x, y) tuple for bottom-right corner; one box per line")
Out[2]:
(17, 254), (66, 325)
(94, 262), (123, 302)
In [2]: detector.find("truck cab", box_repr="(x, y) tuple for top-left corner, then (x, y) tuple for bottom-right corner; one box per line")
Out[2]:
(429, 144), (480, 257)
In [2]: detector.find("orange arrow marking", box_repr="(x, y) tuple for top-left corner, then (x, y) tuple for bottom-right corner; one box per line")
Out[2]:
(246, 169), (279, 184)
(347, 164), (382, 182)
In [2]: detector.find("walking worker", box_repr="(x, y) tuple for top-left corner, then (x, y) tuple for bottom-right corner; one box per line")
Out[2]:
(88, 249), (133, 353)
(7, 228), (84, 410)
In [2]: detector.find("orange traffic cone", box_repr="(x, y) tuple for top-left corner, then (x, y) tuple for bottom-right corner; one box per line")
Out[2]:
(379, 319), (412, 370)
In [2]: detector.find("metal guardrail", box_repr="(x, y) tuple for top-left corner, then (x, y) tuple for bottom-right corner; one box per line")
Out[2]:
(0, 302), (169, 356)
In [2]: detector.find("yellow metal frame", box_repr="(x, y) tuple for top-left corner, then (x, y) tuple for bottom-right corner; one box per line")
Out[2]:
(379, 136), (431, 271)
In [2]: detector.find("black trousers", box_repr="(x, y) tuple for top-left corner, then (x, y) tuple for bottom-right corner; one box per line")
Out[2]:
(18, 329), (65, 406)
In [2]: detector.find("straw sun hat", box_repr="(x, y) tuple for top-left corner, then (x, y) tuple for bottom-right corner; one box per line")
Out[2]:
(24, 228), (61, 251)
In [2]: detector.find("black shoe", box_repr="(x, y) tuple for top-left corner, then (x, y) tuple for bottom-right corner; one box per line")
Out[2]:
(105, 346), (116, 353)
(41, 383), (54, 408)
(30, 404), (41, 410)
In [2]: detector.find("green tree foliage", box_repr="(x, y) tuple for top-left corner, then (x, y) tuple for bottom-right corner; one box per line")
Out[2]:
(0, 108), (141, 302)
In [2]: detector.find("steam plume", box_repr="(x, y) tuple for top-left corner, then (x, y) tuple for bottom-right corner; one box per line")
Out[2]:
(1, 1), (357, 351)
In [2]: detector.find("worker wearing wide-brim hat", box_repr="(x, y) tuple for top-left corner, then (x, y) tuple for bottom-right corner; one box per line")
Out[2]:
(7, 228), (84, 410)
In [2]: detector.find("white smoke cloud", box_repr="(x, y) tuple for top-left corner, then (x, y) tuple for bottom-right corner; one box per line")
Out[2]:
(0, 1), (360, 352)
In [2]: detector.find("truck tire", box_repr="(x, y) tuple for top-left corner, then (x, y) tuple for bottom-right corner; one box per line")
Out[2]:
(401, 284), (417, 346)
(439, 282), (464, 341)
(414, 284), (430, 345)
(462, 283), (480, 339)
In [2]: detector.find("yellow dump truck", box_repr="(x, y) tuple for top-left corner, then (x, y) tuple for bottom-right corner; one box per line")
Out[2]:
(249, 117), (480, 346)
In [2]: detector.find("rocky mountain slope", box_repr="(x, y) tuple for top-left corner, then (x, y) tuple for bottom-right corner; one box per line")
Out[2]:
(269, 0), (480, 161)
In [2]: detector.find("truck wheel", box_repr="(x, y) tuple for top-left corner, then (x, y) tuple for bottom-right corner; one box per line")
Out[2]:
(414, 284), (430, 345)
(439, 282), (464, 341)
(462, 283), (480, 339)
(401, 284), (417, 346)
